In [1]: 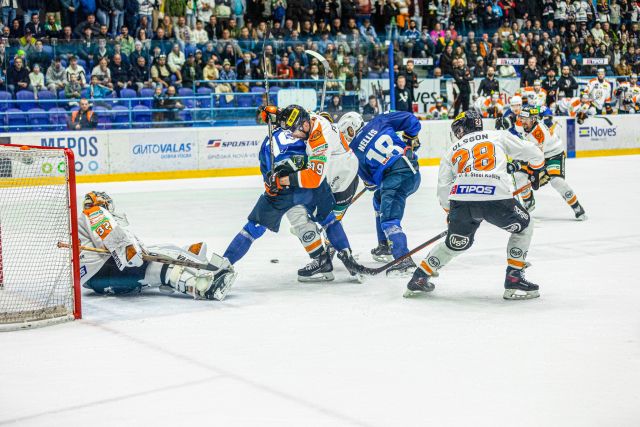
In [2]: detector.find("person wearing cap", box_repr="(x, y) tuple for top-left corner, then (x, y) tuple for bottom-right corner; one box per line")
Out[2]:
(216, 58), (235, 103)
(46, 57), (66, 92)
(151, 54), (172, 88)
(471, 56), (487, 78)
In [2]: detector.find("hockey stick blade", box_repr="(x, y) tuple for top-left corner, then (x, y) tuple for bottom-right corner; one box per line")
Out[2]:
(368, 230), (448, 276)
(57, 242), (220, 272)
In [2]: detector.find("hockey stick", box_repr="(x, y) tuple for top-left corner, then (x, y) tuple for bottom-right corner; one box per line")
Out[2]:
(305, 49), (329, 110)
(57, 242), (220, 272)
(366, 183), (534, 275)
(262, 22), (275, 172)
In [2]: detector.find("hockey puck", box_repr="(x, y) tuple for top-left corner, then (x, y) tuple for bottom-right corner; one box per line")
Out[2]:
(270, 259), (279, 263)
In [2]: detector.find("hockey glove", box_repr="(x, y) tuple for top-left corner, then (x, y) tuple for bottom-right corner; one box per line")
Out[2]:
(265, 170), (287, 194)
(274, 156), (304, 176)
(402, 132), (421, 151)
(507, 160), (523, 174)
(529, 167), (550, 190)
(260, 105), (280, 124)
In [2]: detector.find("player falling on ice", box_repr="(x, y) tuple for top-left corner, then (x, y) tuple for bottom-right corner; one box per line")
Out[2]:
(404, 110), (548, 300)
(79, 192), (237, 300)
(338, 111), (422, 276)
(512, 105), (587, 220)
(222, 105), (368, 282)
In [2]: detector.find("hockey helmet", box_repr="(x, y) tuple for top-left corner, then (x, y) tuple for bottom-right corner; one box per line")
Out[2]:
(435, 96), (443, 104)
(279, 104), (311, 133)
(83, 191), (114, 212)
(318, 111), (334, 123)
(533, 79), (542, 90)
(631, 74), (638, 83)
(519, 105), (539, 132)
(451, 110), (483, 140)
(337, 112), (364, 143)
(597, 68), (605, 80)
(491, 92), (500, 102)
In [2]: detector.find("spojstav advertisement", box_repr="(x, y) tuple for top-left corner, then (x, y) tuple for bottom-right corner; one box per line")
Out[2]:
(197, 127), (263, 170)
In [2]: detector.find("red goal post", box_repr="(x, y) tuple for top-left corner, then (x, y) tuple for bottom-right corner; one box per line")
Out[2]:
(0, 144), (81, 331)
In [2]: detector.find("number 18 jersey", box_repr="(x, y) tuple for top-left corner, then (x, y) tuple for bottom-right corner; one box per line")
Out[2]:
(349, 112), (422, 186)
(437, 130), (544, 209)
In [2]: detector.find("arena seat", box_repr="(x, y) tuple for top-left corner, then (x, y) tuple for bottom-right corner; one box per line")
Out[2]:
(36, 90), (56, 110)
(16, 91), (36, 111)
(0, 91), (13, 111)
(27, 108), (49, 130)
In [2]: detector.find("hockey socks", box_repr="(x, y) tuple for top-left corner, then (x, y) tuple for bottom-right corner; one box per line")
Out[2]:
(223, 221), (266, 265)
(550, 178), (587, 220)
(381, 220), (409, 259)
(321, 213), (350, 251)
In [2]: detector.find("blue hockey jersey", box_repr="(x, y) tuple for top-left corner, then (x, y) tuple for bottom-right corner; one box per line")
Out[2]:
(348, 112), (422, 186)
(258, 128), (307, 183)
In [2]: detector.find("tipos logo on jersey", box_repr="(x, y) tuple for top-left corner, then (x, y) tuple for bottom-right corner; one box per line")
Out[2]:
(207, 139), (222, 148)
(451, 185), (496, 195)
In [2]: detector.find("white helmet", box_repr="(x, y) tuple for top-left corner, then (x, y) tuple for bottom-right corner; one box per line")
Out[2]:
(337, 112), (364, 142)
(509, 95), (522, 107)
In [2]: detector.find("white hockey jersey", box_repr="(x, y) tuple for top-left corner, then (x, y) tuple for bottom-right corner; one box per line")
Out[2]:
(438, 130), (544, 208)
(78, 206), (144, 285)
(584, 77), (613, 110)
(291, 114), (359, 193)
(521, 121), (565, 158)
(521, 86), (547, 107)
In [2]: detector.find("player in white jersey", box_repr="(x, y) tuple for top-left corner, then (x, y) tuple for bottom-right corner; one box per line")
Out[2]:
(404, 110), (547, 300)
(584, 68), (613, 114)
(474, 93), (505, 118)
(79, 192), (236, 300)
(521, 80), (547, 107)
(556, 93), (596, 123)
(512, 105), (587, 220)
(616, 74), (640, 114)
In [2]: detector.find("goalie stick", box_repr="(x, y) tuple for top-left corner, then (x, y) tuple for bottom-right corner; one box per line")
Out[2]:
(305, 50), (329, 110)
(57, 242), (221, 272)
(363, 182), (534, 275)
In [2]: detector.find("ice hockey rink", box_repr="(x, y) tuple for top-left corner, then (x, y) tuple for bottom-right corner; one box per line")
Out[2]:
(1, 155), (639, 426)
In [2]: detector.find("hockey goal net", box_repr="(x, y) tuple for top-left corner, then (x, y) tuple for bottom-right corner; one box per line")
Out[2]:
(0, 145), (81, 331)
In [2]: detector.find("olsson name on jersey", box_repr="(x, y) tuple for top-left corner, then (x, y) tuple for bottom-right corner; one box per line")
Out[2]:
(451, 184), (496, 195)
(452, 132), (490, 151)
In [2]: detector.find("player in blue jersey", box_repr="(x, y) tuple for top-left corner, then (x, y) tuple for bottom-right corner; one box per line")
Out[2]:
(338, 111), (422, 276)
(222, 107), (369, 282)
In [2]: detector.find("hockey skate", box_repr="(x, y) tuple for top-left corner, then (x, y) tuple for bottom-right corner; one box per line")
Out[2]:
(386, 257), (417, 278)
(503, 267), (540, 300)
(206, 267), (238, 301)
(572, 202), (587, 221)
(337, 249), (373, 282)
(522, 195), (536, 212)
(403, 268), (435, 297)
(298, 250), (335, 282)
(371, 241), (393, 263)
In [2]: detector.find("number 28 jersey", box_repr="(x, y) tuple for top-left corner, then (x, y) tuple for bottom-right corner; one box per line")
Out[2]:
(437, 130), (544, 209)
(348, 112), (422, 186)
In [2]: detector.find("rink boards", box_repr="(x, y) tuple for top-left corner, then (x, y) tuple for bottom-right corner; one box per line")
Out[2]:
(1, 114), (639, 182)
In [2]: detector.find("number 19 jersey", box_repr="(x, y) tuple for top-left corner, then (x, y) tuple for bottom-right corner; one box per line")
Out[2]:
(437, 130), (544, 209)
(349, 112), (422, 186)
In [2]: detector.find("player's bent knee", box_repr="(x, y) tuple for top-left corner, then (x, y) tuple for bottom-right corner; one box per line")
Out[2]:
(242, 221), (267, 240)
(445, 232), (474, 251)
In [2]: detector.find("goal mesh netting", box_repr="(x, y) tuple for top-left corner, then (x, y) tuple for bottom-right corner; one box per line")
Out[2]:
(0, 145), (81, 331)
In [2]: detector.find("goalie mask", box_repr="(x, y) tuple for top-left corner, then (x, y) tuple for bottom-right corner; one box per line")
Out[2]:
(337, 112), (364, 143)
(519, 105), (539, 133)
(83, 191), (114, 212)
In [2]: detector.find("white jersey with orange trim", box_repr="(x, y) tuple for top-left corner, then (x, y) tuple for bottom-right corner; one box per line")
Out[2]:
(427, 105), (449, 119)
(78, 206), (145, 285)
(290, 114), (359, 193)
(618, 82), (640, 112)
(475, 96), (505, 118)
(584, 78), (613, 110)
(437, 130), (544, 208)
(521, 121), (565, 158)
(521, 86), (547, 106)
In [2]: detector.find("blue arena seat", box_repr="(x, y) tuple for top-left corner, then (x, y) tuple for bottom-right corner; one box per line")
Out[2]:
(36, 90), (56, 110)
(132, 105), (152, 128)
(0, 91), (13, 111)
(6, 108), (27, 131)
(16, 90), (36, 111)
(139, 88), (155, 108)
(111, 105), (130, 128)
(28, 108), (49, 130)
(48, 107), (68, 130)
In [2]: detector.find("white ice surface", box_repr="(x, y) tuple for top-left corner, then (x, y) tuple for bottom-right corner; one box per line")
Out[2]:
(1, 155), (640, 427)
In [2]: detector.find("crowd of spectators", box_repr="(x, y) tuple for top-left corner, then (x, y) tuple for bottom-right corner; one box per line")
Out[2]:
(0, 0), (638, 126)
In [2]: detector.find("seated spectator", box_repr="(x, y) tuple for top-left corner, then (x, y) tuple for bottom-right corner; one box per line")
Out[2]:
(471, 56), (487, 77)
(327, 95), (343, 121)
(174, 16), (191, 49)
(131, 56), (153, 92)
(117, 25), (135, 56)
(69, 98), (98, 130)
(216, 59), (236, 103)
(276, 55), (293, 81)
(110, 53), (132, 95)
(64, 74), (83, 106)
(202, 42), (218, 64)
(152, 85), (184, 125)
(129, 41), (149, 67)
(65, 56), (87, 87)
(181, 53), (202, 89)
(167, 43), (185, 86)
(25, 13), (44, 39)
(44, 14), (62, 38)
(151, 54), (172, 88)
(151, 27), (171, 54)
(9, 18), (23, 38)
(46, 57), (66, 92)
(7, 57), (29, 95)
(57, 27), (74, 58)
(111, 43), (130, 67)
(236, 52), (259, 91)
(94, 38), (111, 65)
(27, 40), (51, 70)
(362, 95), (379, 121)
(192, 20), (209, 46)
(92, 57), (113, 88)
(136, 27), (151, 51)
(202, 56), (219, 89)
(74, 14), (101, 38)
(28, 63), (45, 99)
(89, 75), (113, 101)
(19, 29), (37, 49)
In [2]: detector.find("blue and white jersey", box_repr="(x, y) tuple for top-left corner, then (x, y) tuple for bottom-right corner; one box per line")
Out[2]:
(348, 112), (421, 186)
(259, 128), (307, 182)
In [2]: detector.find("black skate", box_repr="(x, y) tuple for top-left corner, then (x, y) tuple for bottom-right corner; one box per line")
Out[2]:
(298, 250), (334, 282)
(337, 249), (375, 281)
(386, 257), (417, 278)
(503, 267), (540, 300)
(403, 268), (435, 297)
(371, 241), (393, 263)
(572, 202), (587, 221)
(523, 195), (536, 212)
